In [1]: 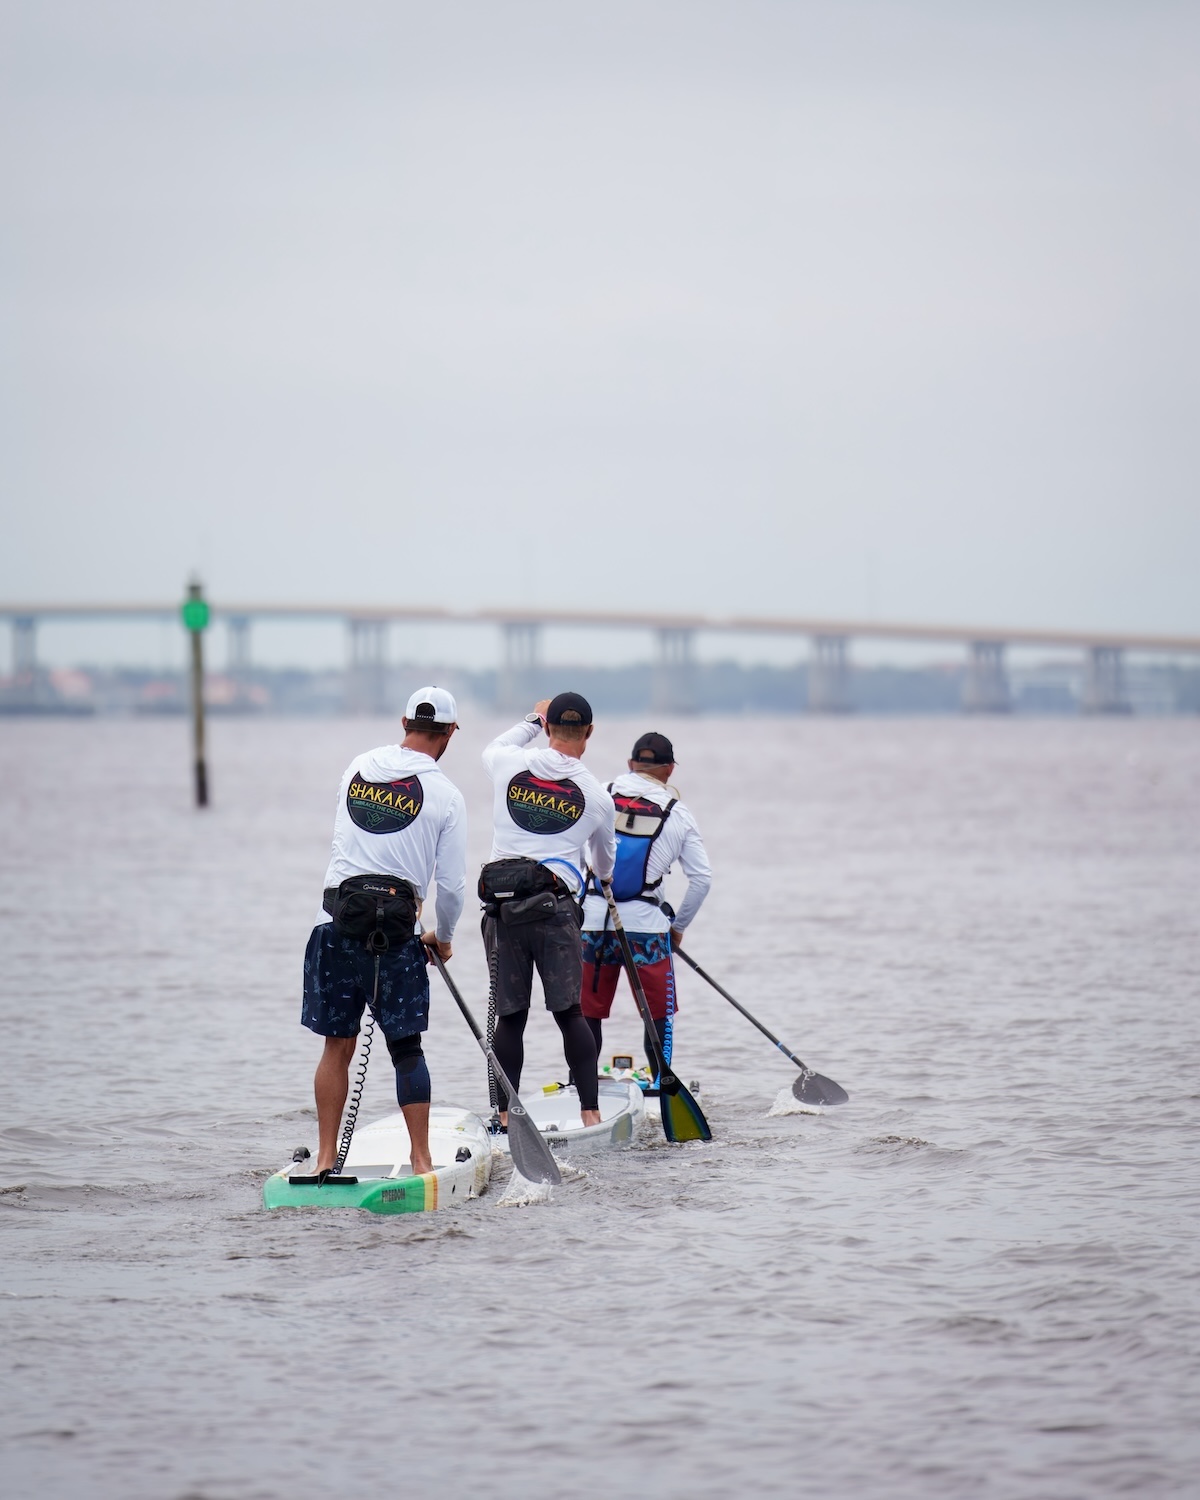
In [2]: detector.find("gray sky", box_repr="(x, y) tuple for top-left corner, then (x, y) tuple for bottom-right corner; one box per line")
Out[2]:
(3, 0), (1199, 657)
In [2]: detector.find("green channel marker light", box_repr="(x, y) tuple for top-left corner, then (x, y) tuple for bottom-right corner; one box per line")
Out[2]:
(181, 596), (210, 632)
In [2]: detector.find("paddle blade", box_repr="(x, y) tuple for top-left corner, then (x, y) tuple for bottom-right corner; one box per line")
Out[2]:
(659, 1077), (712, 1143)
(793, 1070), (849, 1107)
(505, 1104), (562, 1186)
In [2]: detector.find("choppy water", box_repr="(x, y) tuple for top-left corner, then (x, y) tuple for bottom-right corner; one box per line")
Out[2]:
(1, 714), (1198, 1499)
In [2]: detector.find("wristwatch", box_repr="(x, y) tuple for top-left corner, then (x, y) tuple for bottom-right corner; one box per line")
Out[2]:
(524, 712), (542, 725)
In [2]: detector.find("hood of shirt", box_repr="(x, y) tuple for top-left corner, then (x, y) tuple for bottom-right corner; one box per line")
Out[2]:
(349, 745), (439, 782)
(524, 747), (589, 782)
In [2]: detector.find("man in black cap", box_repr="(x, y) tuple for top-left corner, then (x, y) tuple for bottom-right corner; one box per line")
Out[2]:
(480, 693), (616, 1128)
(580, 731), (712, 1070)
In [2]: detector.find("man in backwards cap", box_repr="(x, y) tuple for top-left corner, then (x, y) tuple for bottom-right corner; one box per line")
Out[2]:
(301, 687), (467, 1178)
(481, 692), (616, 1128)
(580, 731), (712, 1071)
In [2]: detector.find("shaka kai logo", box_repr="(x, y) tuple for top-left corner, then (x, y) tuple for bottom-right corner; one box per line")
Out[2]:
(347, 773), (424, 834)
(506, 771), (586, 834)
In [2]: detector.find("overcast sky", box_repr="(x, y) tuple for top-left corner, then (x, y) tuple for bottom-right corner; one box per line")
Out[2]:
(3, 0), (1198, 661)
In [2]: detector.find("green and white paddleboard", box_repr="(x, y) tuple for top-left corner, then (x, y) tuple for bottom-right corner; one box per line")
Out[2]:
(263, 1105), (492, 1215)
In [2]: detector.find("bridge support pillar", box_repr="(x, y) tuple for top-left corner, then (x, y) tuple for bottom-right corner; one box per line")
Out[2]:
(346, 619), (389, 715)
(652, 627), (696, 714)
(497, 622), (543, 715)
(11, 616), (38, 706)
(226, 615), (252, 706)
(963, 640), (1011, 713)
(809, 634), (853, 713)
(1083, 646), (1131, 714)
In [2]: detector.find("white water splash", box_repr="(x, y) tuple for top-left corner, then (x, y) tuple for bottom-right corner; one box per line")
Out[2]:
(768, 1088), (824, 1117)
(497, 1166), (555, 1207)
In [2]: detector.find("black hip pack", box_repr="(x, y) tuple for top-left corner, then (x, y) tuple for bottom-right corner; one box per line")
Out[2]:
(323, 875), (419, 953)
(478, 857), (563, 927)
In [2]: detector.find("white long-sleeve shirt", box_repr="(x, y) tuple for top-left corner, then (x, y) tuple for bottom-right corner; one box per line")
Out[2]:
(482, 721), (616, 885)
(320, 745), (467, 943)
(581, 770), (712, 935)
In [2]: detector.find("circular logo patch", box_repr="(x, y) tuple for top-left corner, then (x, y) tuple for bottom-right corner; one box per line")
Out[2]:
(347, 772), (424, 834)
(506, 771), (586, 835)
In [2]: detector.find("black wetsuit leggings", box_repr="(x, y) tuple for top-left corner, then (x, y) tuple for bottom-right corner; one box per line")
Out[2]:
(493, 1005), (599, 1112)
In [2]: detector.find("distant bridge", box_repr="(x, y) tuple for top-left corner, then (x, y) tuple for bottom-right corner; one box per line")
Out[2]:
(2, 600), (1198, 715)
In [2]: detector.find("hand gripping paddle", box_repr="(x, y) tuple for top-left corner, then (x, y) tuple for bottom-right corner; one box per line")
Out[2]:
(600, 882), (711, 1144)
(431, 952), (562, 1187)
(673, 944), (848, 1107)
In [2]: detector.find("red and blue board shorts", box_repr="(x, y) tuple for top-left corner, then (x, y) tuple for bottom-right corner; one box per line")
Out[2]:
(579, 930), (677, 1022)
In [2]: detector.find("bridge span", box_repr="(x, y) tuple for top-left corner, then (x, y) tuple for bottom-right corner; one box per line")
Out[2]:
(2, 600), (1198, 715)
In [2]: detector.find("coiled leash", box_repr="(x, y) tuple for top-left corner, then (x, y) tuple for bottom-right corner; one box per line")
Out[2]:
(331, 919), (387, 1176)
(486, 945), (499, 1121)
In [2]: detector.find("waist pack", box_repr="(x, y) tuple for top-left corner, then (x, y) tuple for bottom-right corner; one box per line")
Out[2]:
(323, 875), (419, 952)
(478, 857), (566, 926)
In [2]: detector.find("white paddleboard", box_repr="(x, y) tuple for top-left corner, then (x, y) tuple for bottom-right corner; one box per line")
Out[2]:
(264, 1105), (492, 1214)
(491, 1075), (644, 1154)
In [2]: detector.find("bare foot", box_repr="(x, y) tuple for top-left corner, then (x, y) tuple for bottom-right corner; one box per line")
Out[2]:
(581, 1109), (601, 1128)
(411, 1154), (433, 1176)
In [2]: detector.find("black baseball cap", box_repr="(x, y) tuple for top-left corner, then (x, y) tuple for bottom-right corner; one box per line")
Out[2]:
(546, 691), (593, 726)
(631, 731), (675, 765)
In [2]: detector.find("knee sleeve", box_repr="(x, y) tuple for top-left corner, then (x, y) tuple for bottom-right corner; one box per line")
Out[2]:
(386, 1033), (431, 1107)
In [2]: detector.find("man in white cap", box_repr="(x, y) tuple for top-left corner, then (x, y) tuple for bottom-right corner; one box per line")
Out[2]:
(581, 731), (712, 1071)
(480, 691), (616, 1129)
(301, 687), (467, 1177)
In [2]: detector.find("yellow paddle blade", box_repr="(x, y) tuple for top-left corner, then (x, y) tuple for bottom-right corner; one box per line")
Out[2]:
(660, 1080), (712, 1143)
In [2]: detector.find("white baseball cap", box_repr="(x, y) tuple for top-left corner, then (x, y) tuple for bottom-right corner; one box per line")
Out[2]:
(404, 685), (458, 724)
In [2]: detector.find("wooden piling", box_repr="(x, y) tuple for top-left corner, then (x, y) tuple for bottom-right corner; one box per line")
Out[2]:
(181, 581), (210, 807)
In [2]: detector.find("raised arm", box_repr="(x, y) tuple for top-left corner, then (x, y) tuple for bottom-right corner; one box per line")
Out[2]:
(481, 719), (541, 778)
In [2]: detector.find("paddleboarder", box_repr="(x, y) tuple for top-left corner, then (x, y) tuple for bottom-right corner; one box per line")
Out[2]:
(480, 692), (616, 1129)
(303, 687), (467, 1178)
(581, 732), (712, 1068)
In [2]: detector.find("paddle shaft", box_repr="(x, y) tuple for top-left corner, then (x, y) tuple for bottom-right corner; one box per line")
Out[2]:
(673, 944), (813, 1072)
(430, 951), (561, 1186)
(599, 885), (671, 1073)
(599, 885), (711, 1140)
(430, 950), (527, 1109)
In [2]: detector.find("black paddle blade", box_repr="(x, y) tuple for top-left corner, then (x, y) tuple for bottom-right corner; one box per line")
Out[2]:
(659, 1075), (712, 1143)
(793, 1069), (849, 1107)
(505, 1102), (562, 1186)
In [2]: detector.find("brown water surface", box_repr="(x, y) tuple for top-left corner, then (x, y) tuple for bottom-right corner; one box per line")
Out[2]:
(1, 715), (1197, 1498)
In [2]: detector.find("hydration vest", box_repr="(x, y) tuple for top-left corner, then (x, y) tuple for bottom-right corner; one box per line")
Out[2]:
(606, 787), (678, 903)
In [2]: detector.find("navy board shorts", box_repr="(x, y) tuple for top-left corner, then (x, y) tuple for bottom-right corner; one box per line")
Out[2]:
(302, 923), (430, 1040)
